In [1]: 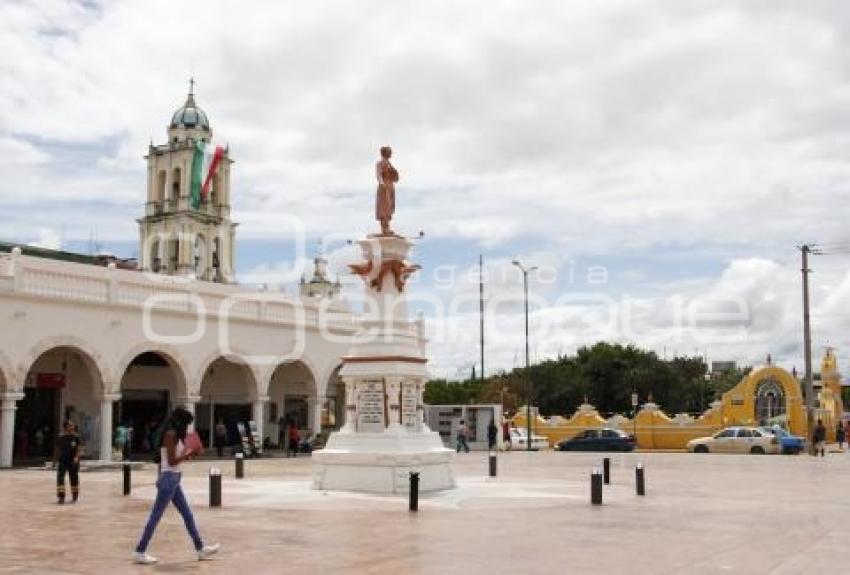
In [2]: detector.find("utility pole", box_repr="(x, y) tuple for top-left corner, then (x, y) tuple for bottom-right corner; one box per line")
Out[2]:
(479, 254), (485, 383)
(800, 244), (815, 454)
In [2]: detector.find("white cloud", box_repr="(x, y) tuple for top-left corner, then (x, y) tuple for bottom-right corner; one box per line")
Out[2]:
(27, 228), (62, 250)
(421, 256), (850, 378)
(1, 1), (849, 247)
(3, 1), (850, 376)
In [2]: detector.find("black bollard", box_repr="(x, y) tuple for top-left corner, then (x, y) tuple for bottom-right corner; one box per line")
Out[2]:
(488, 452), (497, 477)
(209, 468), (222, 507)
(636, 462), (645, 496)
(409, 471), (420, 512)
(122, 462), (131, 496)
(591, 468), (603, 505)
(235, 452), (244, 479)
(603, 457), (610, 485)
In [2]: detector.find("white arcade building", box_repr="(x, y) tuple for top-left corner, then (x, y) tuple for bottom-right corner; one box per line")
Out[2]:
(0, 85), (395, 468)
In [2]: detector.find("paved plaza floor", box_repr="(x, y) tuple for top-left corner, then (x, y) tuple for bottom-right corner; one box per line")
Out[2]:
(0, 450), (848, 574)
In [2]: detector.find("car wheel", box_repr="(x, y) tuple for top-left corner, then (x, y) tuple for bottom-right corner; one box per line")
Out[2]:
(694, 445), (709, 453)
(750, 446), (765, 455)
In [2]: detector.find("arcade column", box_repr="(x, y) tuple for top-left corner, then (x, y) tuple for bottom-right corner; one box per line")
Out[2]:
(0, 392), (23, 468)
(252, 397), (268, 452)
(99, 393), (121, 461)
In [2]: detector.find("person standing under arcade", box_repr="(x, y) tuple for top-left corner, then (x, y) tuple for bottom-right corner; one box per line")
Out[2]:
(54, 420), (82, 504)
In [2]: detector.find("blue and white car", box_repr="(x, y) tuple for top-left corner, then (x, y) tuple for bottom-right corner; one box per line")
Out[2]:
(760, 426), (805, 455)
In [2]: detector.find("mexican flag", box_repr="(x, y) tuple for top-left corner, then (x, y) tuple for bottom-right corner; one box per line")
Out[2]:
(190, 140), (225, 209)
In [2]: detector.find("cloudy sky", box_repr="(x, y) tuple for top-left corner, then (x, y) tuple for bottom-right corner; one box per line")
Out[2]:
(3, 0), (850, 378)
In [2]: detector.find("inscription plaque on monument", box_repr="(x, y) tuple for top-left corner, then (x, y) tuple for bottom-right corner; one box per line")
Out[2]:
(357, 380), (386, 432)
(401, 383), (418, 429)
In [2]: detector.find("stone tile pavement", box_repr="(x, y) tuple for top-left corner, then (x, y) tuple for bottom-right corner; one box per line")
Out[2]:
(0, 450), (848, 574)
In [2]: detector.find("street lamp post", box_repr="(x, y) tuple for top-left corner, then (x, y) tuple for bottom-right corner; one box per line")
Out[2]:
(512, 260), (537, 452)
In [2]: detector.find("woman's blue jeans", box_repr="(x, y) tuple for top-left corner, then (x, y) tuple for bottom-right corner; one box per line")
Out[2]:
(135, 471), (203, 553)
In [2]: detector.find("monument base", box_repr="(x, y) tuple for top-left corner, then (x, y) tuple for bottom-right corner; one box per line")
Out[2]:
(312, 430), (456, 494)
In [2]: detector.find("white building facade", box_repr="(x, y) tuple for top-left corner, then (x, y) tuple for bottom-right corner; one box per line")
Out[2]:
(0, 86), (360, 467)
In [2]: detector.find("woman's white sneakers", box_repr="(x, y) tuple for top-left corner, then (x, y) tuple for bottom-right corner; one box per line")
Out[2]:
(132, 544), (218, 565)
(198, 543), (221, 561)
(132, 552), (158, 565)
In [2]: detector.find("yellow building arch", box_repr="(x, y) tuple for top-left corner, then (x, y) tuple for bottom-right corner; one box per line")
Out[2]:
(720, 365), (807, 436)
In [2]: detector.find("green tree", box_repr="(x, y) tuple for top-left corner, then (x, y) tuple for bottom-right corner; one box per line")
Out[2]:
(423, 378), (482, 405)
(708, 367), (752, 400)
(426, 342), (745, 418)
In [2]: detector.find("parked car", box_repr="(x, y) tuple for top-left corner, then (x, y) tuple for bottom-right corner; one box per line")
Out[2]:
(556, 428), (636, 452)
(510, 428), (549, 450)
(687, 426), (780, 454)
(759, 426), (805, 455)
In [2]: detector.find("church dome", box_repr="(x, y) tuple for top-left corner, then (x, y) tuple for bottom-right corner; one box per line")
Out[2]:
(170, 82), (210, 130)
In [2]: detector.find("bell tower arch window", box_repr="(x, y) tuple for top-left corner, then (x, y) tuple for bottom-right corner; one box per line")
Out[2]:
(171, 167), (181, 202)
(157, 170), (167, 203)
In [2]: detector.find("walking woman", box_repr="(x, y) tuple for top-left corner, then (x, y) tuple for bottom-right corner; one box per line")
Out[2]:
(133, 408), (219, 565)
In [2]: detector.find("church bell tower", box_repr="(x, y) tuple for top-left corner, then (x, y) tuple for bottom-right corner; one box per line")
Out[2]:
(137, 80), (237, 282)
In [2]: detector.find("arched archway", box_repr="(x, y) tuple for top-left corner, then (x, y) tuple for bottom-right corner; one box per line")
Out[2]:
(755, 378), (785, 426)
(721, 366), (805, 436)
(266, 361), (318, 449)
(118, 349), (188, 456)
(197, 356), (258, 450)
(17, 345), (105, 464)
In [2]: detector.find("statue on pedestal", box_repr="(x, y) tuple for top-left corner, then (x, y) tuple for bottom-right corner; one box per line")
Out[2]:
(375, 146), (399, 236)
(312, 150), (455, 494)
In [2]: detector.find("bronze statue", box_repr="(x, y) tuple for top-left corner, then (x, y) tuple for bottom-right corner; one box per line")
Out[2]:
(375, 146), (399, 235)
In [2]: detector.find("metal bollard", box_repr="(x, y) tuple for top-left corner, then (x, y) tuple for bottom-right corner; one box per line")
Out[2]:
(122, 462), (131, 496)
(235, 452), (244, 479)
(209, 468), (222, 507)
(488, 452), (497, 477)
(603, 457), (610, 485)
(591, 467), (603, 505)
(636, 462), (645, 496)
(409, 471), (420, 512)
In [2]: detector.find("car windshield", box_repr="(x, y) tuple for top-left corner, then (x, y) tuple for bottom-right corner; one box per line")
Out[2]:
(715, 429), (737, 438)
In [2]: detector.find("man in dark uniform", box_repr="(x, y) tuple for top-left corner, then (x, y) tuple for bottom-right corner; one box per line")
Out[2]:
(54, 420), (81, 504)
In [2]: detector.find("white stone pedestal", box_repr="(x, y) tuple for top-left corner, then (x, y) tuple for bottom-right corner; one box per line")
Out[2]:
(312, 232), (455, 494)
(313, 430), (455, 494)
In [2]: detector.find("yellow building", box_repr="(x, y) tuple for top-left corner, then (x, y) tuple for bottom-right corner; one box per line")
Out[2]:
(513, 351), (843, 449)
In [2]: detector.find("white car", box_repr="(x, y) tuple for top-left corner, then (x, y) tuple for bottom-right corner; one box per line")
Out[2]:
(687, 426), (780, 455)
(510, 428), (549, 450)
